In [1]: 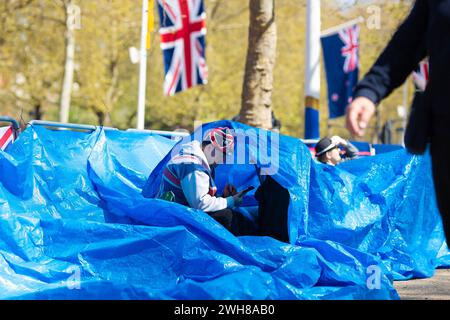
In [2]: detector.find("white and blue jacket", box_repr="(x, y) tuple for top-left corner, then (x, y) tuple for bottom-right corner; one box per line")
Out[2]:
(157, 141), (234, 212)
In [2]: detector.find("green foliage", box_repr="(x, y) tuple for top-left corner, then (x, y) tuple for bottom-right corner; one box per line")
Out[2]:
(0, 0), (413, 141)
(0, 0), (64, 122)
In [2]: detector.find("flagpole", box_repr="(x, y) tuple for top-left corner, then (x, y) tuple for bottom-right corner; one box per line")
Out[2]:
(321, 16), (365, 37)
(304, 0), (321, 139)
(137, 0), (149, 130)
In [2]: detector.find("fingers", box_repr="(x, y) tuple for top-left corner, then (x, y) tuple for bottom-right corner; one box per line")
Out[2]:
(223, 184), (230, 197)
(358, 106), (374, 135)
(346, 97), (376, 137)
(226, 184), (237, 195)
(233, 194), (243, 207)
(346, 103), (361, 137)
(331, 136), (345, 146)
(330, 137), (336, 146)
(236, 189), (247, 199)
(224, 184), (238, 197)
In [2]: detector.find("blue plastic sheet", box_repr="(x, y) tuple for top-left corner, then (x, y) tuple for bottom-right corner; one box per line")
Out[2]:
(0, 121), (448, 300)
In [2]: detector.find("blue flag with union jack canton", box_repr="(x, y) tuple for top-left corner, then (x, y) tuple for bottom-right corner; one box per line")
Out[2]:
(321, 24), (360, 119)
(157, 0), (208, 96)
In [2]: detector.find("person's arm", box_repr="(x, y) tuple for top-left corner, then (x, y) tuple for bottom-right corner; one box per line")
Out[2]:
(347, 0), (429, 136)
(354, 0), (429, 104)
(181, 171), (235, 212)
(344, 141), (359, 160)
(332, 136), (359, 160)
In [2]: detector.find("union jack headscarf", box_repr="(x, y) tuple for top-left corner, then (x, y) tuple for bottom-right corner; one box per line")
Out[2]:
(203, 127), (234, 154)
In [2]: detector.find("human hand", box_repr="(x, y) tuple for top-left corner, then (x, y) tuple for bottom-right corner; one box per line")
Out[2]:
(223, 184), (237, 197)
(232, 191), (245, 207)
(331, 136), (347, 147)
(346, 96), (376, 137)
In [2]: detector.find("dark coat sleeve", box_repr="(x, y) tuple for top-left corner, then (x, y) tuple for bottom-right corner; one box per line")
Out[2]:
(354, 0), (429, 104)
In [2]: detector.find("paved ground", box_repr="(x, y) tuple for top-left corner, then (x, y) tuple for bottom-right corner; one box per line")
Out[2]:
(394, 269), (450, 300)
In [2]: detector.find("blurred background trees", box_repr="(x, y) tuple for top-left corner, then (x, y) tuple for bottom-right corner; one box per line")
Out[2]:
(0, 0), (412, 143)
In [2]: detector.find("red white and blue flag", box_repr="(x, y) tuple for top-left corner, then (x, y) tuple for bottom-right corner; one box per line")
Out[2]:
(413, 59), (429, 92)
(157, 0), (208, 96)
(339, 25), (359, 74)
(0, 126), (15, 151)
(321, 23), (360, 119)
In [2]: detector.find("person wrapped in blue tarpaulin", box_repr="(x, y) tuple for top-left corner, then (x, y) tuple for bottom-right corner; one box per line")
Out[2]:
(151, 127), (257, 236)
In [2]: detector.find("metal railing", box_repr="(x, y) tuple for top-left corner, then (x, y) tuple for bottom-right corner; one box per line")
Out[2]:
(4, 118), (387, 157)
(126, 128), (190, 139)
(0, 116), (21, 139)
(28, 120), (115, 132)
(28, 120), (190, 140)
(301, 139), (319, 145)
(0, 116), (20, 131)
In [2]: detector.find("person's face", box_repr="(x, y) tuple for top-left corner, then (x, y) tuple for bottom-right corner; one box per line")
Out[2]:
(326, 147), (342, 165)
(203, 143), (225, 166)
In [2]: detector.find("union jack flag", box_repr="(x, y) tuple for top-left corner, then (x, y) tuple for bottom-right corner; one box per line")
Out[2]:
(339, 25), (359, 73)
(157, 0), (208, 96)
(0, 126), (15, 151)
(413, 59), (429, 92)
(321, 23), (360, 119)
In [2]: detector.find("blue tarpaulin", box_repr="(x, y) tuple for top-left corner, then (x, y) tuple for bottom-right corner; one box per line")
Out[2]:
(0, 121), (448, 300)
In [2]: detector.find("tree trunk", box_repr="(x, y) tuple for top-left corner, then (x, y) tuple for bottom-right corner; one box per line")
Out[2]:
(59, 0), (78, 123)
(239, 0), (277, 130)
(31, 102), (43, 120)
(95, 110), (106, 126)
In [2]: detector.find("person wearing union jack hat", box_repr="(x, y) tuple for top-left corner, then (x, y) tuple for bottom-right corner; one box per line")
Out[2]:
(156, 127), (257, 236)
